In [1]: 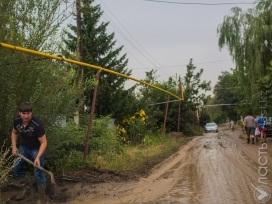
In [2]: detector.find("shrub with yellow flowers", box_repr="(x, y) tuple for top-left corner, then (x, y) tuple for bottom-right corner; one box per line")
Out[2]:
(117, 109), (148, 144)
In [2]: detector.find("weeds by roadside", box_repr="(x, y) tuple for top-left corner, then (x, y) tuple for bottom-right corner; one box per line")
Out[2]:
(0, 141), (17, 202)
(45, 116), (186, 174)
(67, 135), (185, 176)
(0, 141), (15, 189)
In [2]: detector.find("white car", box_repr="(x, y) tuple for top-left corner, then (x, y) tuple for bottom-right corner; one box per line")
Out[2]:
(204, 122), (218, 133)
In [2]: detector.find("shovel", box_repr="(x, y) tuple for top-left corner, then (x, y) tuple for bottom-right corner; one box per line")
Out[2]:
(17, 154), (56, 184)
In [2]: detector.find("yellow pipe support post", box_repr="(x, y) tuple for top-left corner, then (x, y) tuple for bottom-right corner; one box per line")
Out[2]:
(0, 42), (182, 100)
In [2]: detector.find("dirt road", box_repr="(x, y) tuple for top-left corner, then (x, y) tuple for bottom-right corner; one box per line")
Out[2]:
(66, 123), (272, 204)
(2, 123), (272, 204)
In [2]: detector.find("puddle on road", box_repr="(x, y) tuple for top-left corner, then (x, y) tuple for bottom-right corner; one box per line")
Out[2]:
(157, 163), (201, 204)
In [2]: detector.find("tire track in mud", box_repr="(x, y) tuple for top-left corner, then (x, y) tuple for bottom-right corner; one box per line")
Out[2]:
(206, 132), (252, 204)
(122, 137), (202, 204)
(136, 125), (272, 204)
(224, 127), (272, 189)
(207, 126), (272, 204)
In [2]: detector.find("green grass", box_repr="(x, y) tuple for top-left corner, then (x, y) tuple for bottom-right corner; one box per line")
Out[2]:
(67, 135), (185, 175)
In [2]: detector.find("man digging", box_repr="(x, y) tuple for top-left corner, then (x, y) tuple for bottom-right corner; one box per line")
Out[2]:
(11, 102), (47, 204)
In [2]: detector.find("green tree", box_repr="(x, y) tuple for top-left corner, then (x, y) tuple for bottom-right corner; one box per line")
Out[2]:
(213, 70), (245, 121)
(137, 70), (167, 133)
(0, 1), (81, 144)
(63, 0), (136, 121)
(217, 0), (272, 112)
(179, 59), (211, 133)
(257, 63), (272, 115)
(137, 60), (211, 135)
(199, 95), (213, 126)
(183, 59), (211, 107)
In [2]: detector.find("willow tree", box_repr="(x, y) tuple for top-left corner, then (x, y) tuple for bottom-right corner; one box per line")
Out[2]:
(217, 0), (272, 110)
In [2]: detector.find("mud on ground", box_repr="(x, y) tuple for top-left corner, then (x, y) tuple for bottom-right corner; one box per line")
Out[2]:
(2, 126), (272, 204)
(0, 134), (191, 204)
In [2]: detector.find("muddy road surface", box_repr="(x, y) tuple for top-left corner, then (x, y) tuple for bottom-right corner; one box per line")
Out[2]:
(2, 123), (272, 204)
(67, 124), (272, 204)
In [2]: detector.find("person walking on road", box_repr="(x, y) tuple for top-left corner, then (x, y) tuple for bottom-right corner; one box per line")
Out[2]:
(243, 112), (256, 144)
(257, 113), (267, 144)
(230, 120), (234, 131)
(242, 120), (245, 132)
(11, 102), (47, 204)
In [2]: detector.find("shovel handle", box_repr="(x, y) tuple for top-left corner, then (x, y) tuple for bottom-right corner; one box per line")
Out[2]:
(17, 154), (44, 170)
(17, 154), (56, 184)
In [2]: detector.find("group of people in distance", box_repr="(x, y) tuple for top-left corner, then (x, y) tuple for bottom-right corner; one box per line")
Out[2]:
(243, 112), (267, 144)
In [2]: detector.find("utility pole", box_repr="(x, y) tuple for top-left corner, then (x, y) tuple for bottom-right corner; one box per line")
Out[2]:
(83, 71), (100, 161)
(177, 77), (184, 132)
(162, 94), (170, 136)
(76, 0), (82, 79)
(74, 0), (83, 125)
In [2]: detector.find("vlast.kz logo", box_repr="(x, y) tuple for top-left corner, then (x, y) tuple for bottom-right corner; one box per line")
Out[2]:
(251, 183), (271, 203)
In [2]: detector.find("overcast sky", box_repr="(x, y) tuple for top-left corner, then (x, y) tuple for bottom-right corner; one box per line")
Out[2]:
(79, 0), (255, 93)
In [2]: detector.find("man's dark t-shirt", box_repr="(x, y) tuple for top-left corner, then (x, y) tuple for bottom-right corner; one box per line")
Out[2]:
(13, 116), (45, 149)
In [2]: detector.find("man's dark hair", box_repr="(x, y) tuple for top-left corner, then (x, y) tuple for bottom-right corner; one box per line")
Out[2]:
(18, 102), (32, 112)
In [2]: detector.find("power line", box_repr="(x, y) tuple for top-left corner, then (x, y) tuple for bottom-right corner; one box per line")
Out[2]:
(40, 2), (75, 50)
(144, 0), (255, 6)
(149, 99), (179, 106)
(52, 2), (75, 25)
(204, 104), (237, 106)
(148, 101), (238, 106)
(4, 57), (49, 66)
(133, 59), (232, 69)
(98, 8), (148, 68)
(97, 0), (175, 77)
(100, 1), (160, 63)
(214, 87), (241, 90)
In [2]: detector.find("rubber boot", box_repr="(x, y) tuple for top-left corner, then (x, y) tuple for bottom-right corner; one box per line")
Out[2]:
(36, 184), (46, 204)
(247, 138), (250, 144)
(251, 138), (255, 144)
(15, 178), (30, 200)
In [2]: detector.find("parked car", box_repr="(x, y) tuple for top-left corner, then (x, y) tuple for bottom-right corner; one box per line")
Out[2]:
(204, 122), (218, 133)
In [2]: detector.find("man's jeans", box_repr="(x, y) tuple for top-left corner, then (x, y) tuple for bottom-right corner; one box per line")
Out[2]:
(13, 145), (46, 185)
